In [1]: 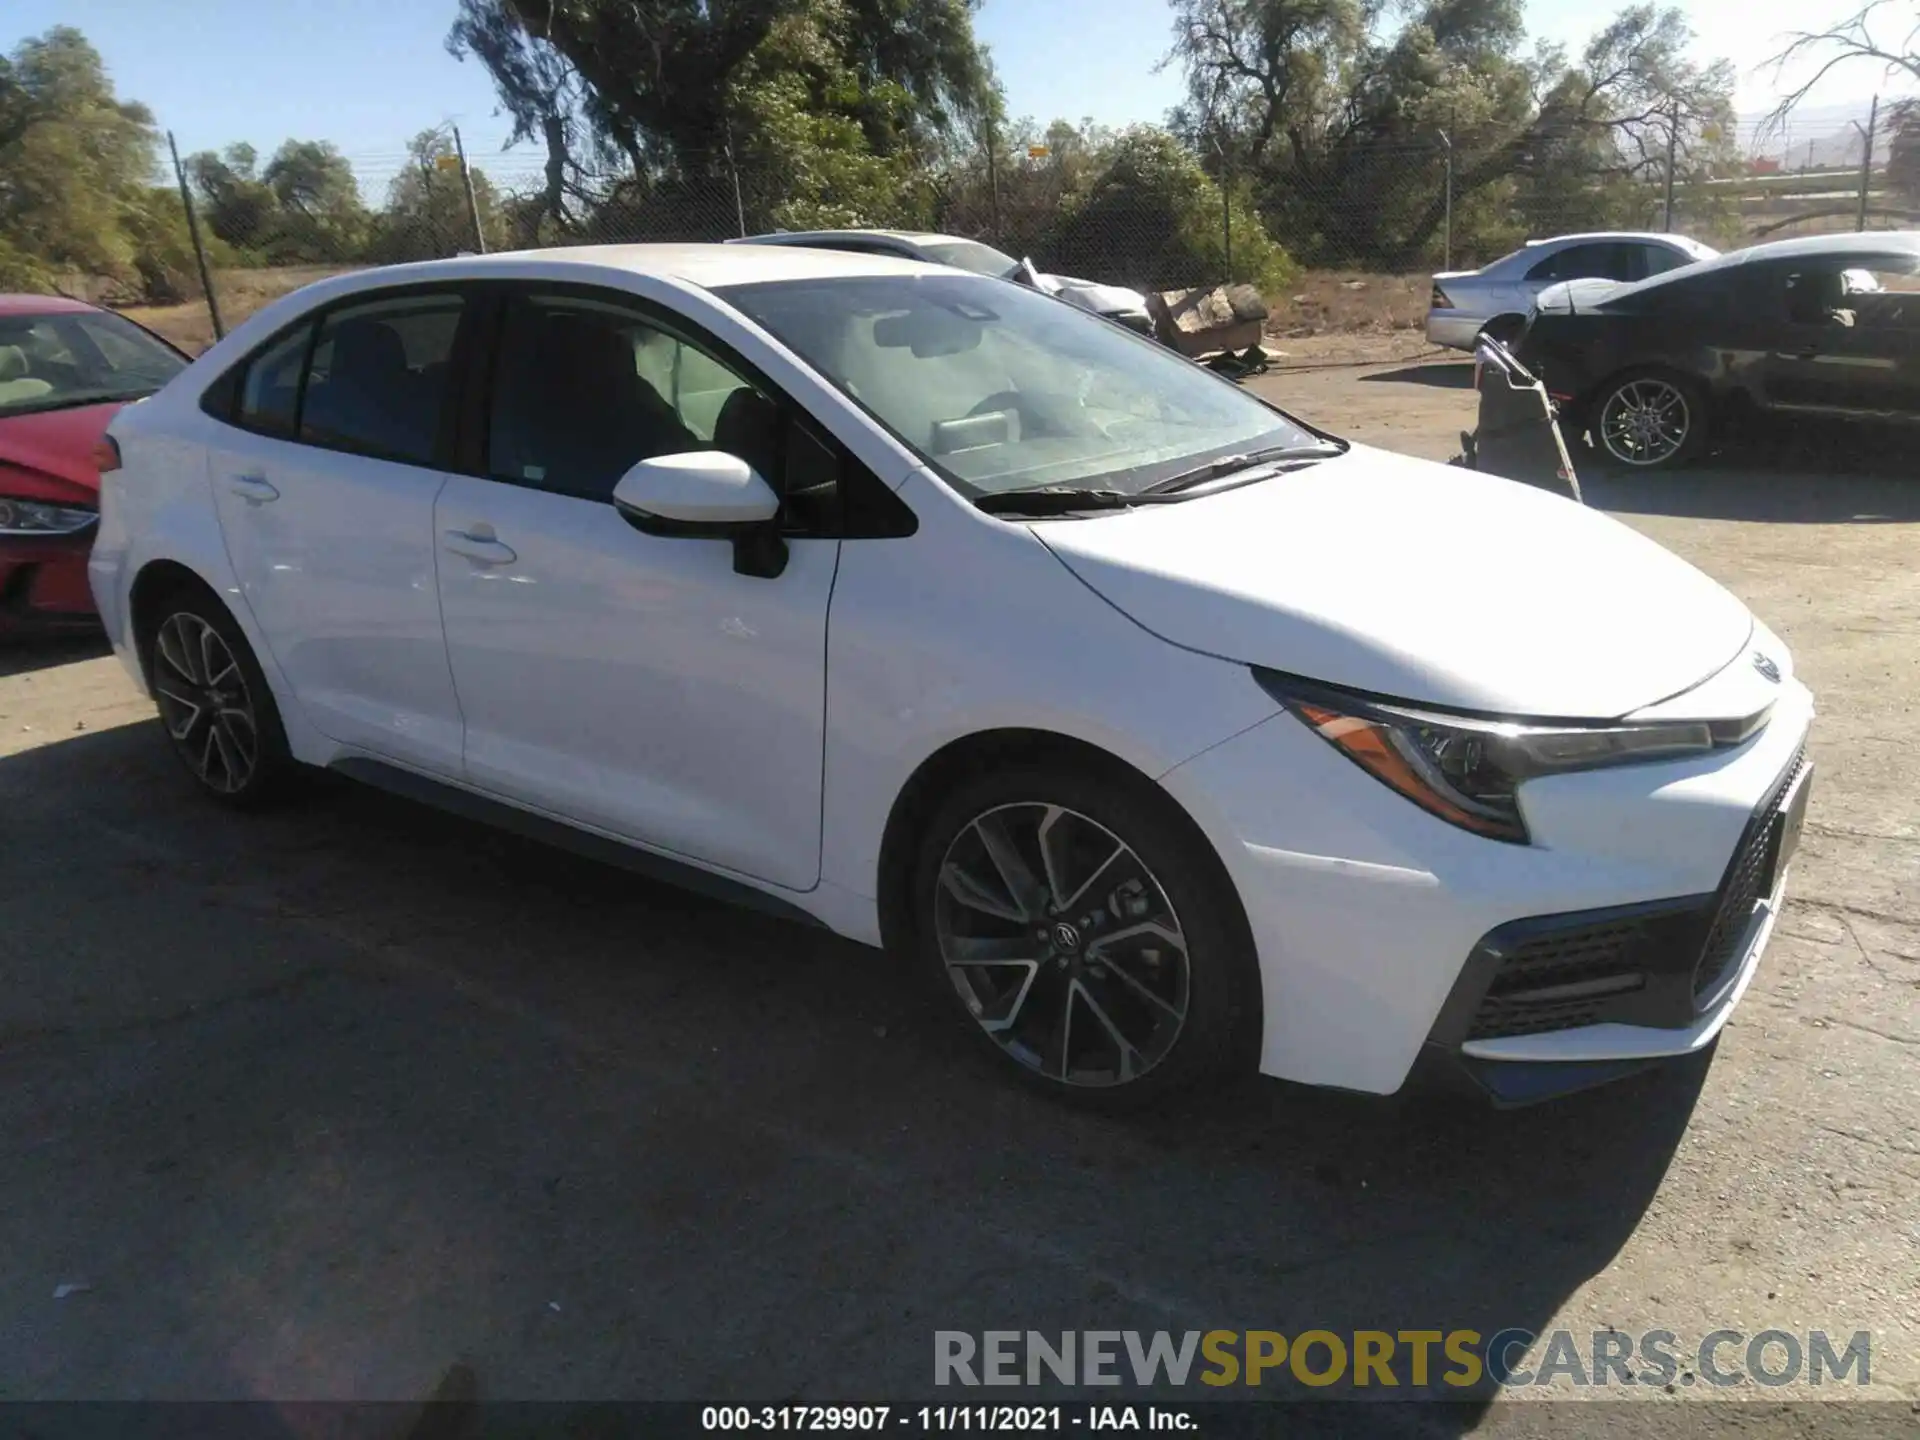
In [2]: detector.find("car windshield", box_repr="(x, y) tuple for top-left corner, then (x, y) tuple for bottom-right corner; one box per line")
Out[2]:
(0, 309), (186, 418)
(918, 240), (1023, 279)
(720, 273), (1317, 496)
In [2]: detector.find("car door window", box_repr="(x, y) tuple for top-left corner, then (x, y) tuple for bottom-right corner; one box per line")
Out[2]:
(1525, 243), (1628, 284)
(236, 322), (313, 437)
(299, 294), (463, 465)
(1639, 245), (1689, 279)
(489, 294), (768, 501)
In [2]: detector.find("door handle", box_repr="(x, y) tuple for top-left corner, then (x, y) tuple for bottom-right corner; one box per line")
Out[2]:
(1774, 347), (1819, 361)
(228, 475), (279, 504)
(442, 529), (518, 565)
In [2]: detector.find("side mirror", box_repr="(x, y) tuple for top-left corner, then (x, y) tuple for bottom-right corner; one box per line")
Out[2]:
(610, 451), (788, 578)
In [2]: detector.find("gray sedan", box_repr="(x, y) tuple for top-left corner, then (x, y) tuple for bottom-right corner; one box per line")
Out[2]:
(1427, 232), (1718, 350)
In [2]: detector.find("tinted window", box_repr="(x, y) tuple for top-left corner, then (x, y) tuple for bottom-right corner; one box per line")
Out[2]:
(237, 323), (312, 436)
(1527, 243), (1633, 283)
(489, 293), (777, 502)
(299, 294), (463, 465)
(1640, 245), (1690, 278)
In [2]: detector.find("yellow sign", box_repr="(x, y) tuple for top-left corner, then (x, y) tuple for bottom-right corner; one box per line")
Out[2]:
(1027, 144), (1049, 158)
(434, 154), (462, 172)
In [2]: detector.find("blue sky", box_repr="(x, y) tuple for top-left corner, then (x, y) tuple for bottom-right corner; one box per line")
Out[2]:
(14, 0), (1907, 192)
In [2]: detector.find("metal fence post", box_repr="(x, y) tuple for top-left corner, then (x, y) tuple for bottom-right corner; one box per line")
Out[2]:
(1439, 129), (1453, 271)
(166, 130), (224, 342)
(1856, 95), (1879, 231)
(452, 125), (487, 253)
(1662, 103), (1678, 232)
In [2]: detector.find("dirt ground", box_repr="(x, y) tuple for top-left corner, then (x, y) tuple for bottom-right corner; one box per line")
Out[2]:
(2, 350), (1915, 1425)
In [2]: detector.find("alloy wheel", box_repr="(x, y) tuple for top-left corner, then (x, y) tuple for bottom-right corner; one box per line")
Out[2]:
(1598, 377), (1691, 466)
(934, 802), (1190, 1087)
(151, 612), (260, 795)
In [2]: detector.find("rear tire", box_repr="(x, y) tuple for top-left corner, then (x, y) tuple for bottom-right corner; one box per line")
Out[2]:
(910, 761), (1260, 1110)
(1590, 368), (1708, 471)
(144, 588), (297, 809)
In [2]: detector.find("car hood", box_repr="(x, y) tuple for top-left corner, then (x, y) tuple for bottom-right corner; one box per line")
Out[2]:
(1032, 445), (1754, 718)
(0, 399), (121, 501)
(1534, 278), (1627, 315)
(1044, 275), (1151, 316)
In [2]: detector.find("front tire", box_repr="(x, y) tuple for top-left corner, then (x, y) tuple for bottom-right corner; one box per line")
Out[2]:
(1591, 369), (1708, 470)
(146, 590), (297, 808)
(910, 763), (1259, 1109)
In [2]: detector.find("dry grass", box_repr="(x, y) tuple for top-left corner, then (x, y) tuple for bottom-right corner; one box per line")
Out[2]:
(1269, 271), (1431, 338)
(122, 265), (357, 354)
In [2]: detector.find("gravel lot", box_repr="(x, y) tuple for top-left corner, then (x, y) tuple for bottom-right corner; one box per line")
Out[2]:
(2, 344), (1915, 1425)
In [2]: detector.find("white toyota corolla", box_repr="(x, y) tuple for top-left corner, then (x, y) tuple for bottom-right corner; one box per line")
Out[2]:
(90, 245), (1814, 1108)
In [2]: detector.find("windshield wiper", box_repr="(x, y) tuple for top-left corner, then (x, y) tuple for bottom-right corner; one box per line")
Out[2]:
(973, 487), (1150, 516)
(1144, 442), (1348, 496)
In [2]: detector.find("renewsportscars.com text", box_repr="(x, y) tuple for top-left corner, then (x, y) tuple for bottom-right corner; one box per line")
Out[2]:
(934, 1329), (1872, 1391)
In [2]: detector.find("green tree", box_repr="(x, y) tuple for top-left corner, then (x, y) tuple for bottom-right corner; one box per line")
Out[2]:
(0, 27), (184, 295)
(186, 143), (277, 252)
(367, 129), (506, 262)
(1047, 127), (1295, 291)
(262, 139), (369, 260)
(452, 0), (999, 221)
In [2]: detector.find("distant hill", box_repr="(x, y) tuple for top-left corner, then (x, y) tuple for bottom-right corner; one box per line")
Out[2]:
(1740, 101), (1898, 169)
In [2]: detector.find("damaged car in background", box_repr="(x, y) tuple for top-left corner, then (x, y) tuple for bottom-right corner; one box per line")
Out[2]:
(1517, 231), (1920, 469)
(730, 228), (1156, 336)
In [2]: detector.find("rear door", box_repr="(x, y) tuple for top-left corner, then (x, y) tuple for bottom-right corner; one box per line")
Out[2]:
(204, 288), (470, 775)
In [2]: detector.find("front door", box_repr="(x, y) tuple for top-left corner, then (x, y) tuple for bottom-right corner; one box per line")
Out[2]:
(434, 289), (837, 890)
(1762, 266), (1918, 417)
(205, 289), (469, 775)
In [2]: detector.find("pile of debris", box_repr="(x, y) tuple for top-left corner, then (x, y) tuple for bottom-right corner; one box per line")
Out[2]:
(1147, 283), (1273, 378)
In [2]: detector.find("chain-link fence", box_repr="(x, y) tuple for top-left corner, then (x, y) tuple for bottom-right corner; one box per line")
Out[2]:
(143, 111), (1914, 353)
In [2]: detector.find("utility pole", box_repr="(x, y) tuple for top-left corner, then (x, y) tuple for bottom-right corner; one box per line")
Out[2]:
(452, 125), (486, 253)
(166, 130), (224, 340)
(1662, 101), (1679, 232)
(1854, 95), (1879, 232)
(1439, 129), (1454, 271)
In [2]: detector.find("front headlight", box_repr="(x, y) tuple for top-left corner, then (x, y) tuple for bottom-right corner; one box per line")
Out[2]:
(0, 498), (96, 536)
(1256, 671), (1721, 844)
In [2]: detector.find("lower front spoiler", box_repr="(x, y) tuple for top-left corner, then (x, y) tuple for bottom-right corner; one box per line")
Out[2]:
(1406, 1043), (1678, 1107)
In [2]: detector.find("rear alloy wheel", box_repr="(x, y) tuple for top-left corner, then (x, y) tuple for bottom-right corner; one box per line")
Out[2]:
(913, 766), (1257, 1107)
(1595, 372), (1703, 469)
(148, 594), (295, 807)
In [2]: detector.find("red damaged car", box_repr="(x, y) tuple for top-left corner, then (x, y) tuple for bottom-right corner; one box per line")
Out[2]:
(0, 295), (189, 632)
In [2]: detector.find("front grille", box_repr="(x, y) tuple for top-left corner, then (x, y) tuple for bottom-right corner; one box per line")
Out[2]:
(1467, 921), (1648, 1040)
(1692, 746), (1808, 1002)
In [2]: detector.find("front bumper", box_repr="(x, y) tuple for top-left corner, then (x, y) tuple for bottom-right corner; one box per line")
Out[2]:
(1160, 674), (1815, 1098)
(0, 531), (99, 633)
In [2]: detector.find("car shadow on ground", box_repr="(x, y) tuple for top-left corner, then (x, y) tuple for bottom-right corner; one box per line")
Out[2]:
(1578, 433), (1920, 523)
(0, 631), (109, 679)
(0, 721), (1710, 1418)
(1358, 362), (1474, 390)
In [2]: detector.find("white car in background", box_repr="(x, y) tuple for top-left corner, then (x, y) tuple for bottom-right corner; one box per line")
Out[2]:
(1428, 232), (1719, 350)
(90, 244), (1812, 1110)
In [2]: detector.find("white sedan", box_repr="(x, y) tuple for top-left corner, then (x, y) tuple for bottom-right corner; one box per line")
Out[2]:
(90, 244), (1814, 1108)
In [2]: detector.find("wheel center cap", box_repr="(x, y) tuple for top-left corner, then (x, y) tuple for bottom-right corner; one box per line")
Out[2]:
(1050, 921), (1083, 955)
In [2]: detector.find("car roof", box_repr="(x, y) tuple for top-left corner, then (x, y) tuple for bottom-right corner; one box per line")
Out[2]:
(325, 242), (941, 294)
(731, 229), (974, 249)
(1564, 229), (1920, 307)
(0, 293), (101, 316)
(1523, 231), (1703, 248)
